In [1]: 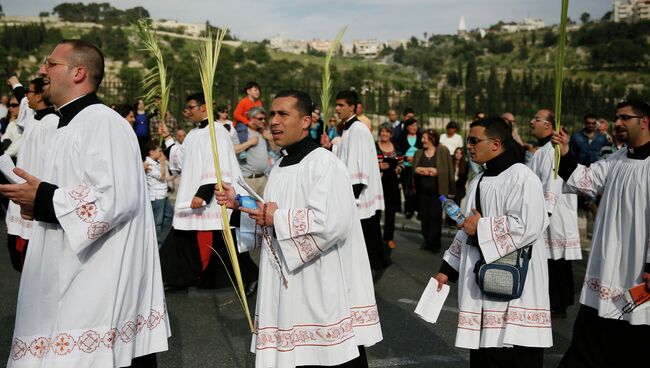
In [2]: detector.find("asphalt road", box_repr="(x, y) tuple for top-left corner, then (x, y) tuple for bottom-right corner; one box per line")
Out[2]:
(0, 214), (589, 367)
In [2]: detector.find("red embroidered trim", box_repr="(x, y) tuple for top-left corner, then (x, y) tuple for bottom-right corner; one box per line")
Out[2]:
(254, 305), (379, 352)
(350, 172), (369, 181)
(584, 277), (627, 302)
(544, 238), (581, 249)
(458, 307), (551, 331)
(358, 194), (385, 209)
(288, 209), (322, 264)
(200, 171), (232, 181)
(448, 236), (462, 259)
(68, 183), (110, 240)
(7, 215), (33, 229)
(543, 192), (558, 207)
(490, 216), (516, 257)
(11, 308), (166, 361)
(577, 167), (593, 195)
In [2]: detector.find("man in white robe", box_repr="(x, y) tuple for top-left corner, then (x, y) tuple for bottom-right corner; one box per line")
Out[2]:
(322, 90), (389, 279)
(217, 90), (382, 368)
(528, 109), (581, 317)
(554, 100), (650, 367)
(159, 92), (258, 292)
(0, 40), (169, 367)
(435, 117), (552, 367)
(4, 76), (59, 272)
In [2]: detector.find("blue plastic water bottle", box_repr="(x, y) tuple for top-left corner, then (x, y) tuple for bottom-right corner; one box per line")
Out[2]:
(439, 195), (465, 224)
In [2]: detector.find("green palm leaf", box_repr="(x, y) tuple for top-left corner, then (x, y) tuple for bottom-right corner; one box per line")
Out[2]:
(321, 26), (347, 136)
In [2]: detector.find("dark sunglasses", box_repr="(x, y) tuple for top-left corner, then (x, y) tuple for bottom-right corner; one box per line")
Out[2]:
(9, 103), (20, 108)
(615, 114), (644, 121)
(466, 136), (494, 145)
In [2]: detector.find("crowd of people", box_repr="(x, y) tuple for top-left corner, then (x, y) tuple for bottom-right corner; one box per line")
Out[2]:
(0, 39), (648, 368)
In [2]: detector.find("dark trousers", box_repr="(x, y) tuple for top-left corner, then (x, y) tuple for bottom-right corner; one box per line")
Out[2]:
(469, 345), (543, 368)
(400, 167), (416, 214)
(559, 305), (650, 367)
(124, 353), (157, 368)
(361, 211), (391, 271)
(418, 192), (442, 252)
(547, 259), (575, 314)
(383, 206), (396, 241)
(298, 346), (368, 368)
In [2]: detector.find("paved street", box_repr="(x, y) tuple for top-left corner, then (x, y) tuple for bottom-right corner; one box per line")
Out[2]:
(0, 214), (589, 367)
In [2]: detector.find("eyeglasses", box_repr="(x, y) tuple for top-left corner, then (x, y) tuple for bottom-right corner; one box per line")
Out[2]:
(466, 136), (494, 146)
(532, 116), (550, 124)
(9, 103), (20, 108)
(615, 114), (644, 121)
(26, 89), (39, 94)
(253, 116), (266, 121)
(185, 104), (200, 110)
(42, 58), (75, 70)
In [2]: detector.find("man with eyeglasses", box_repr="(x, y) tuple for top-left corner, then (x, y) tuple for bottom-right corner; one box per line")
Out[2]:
(554, 100), (650, 367)
(0, 39), (170, 368)
(435, 117), (552, 367)
(528, 109), (581, 319)
(240, 106), (276, 196)
(4, 75), (59, 272)
(160, 92), (259, 295)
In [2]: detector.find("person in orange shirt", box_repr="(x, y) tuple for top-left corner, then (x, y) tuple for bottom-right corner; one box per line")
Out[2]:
(233, 81), (262, 144)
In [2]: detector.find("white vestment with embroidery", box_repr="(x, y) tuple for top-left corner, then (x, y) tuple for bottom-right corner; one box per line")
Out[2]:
(9, 104), (170, 367)
(563, 148), (650, 325)
(442, 164), (553, 349)
(337, 119), (384, 219)
(528, 141), (581, 260)
(238, 147), (382, 368)
(172, 123), (241, 231)
(6, 110), (59, 239)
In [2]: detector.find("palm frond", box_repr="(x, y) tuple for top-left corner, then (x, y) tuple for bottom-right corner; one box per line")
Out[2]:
(135, 19), (172, 143)
(554, 0), (569, 178)
(321, 26), (347, 136)
(198, 29), (254, 333)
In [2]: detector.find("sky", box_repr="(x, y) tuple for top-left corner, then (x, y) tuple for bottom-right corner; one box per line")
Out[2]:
(3, 0), (614, 41)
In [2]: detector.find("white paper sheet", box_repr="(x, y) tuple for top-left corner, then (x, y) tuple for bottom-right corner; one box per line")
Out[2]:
(414, 277), (450, 324)
(235, 176), (265, 203)
(0, 153), (25, 184)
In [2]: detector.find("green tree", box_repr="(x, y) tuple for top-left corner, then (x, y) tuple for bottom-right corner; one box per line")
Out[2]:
(486, 65), (501, 115)
(464, 57), (479, 115)
(580, 12), (590, 25)
(542, 30), (555, 47)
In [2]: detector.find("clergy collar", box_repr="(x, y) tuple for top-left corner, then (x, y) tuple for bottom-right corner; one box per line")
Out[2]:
(198, 119), (209, 129)
(627, 139), (650, 160)
(279, 135), (319, 167)
(343, 115), (358, 131)
(35, 106), (56, 121)
(56, 93), (102, 128)
(537, 134), (552, 147)
(482, 151), (518, 177)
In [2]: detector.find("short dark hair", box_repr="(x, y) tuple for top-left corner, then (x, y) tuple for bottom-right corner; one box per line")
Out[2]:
(60, 39), (105, 90)
(403, 107), (415, 116)
(446, 121), (458, 130)
(243, 81), (260, 94)
(216, 105), (228, 113)
(115, 104), (134, 118)
(584, 113), (598, 121)
(470, 116), (525, 163)
(274, 89), (313, 118)
(616, 99), (650, 118)
(335, 90), (359, 109)
(546, 111), (556, 126)
(186, 92), (206, 105)
(30, 77), (46, 93)
(145, 139), (160, 154)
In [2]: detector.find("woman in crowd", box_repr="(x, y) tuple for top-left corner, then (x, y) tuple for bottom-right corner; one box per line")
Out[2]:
(376, 123), (403, 249)
(452, 147), (469, 208)
(412, 129), (454, 252)
(397, 118), (422, 219)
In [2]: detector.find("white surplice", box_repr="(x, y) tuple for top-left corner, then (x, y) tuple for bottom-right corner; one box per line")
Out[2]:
(563, 148), (650, 325)
(528, 141), (581, 260)
(238, 147), (382, 368)
(172, 123), (241, 231)
(9, 104), (170, 367)
(6, 109), (59, 239)
(337, 119), (384, 219)
(442, 163), (553, 349)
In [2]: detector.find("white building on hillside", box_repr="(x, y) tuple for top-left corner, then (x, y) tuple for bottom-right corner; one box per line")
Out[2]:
(614, 0), (650, 21)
